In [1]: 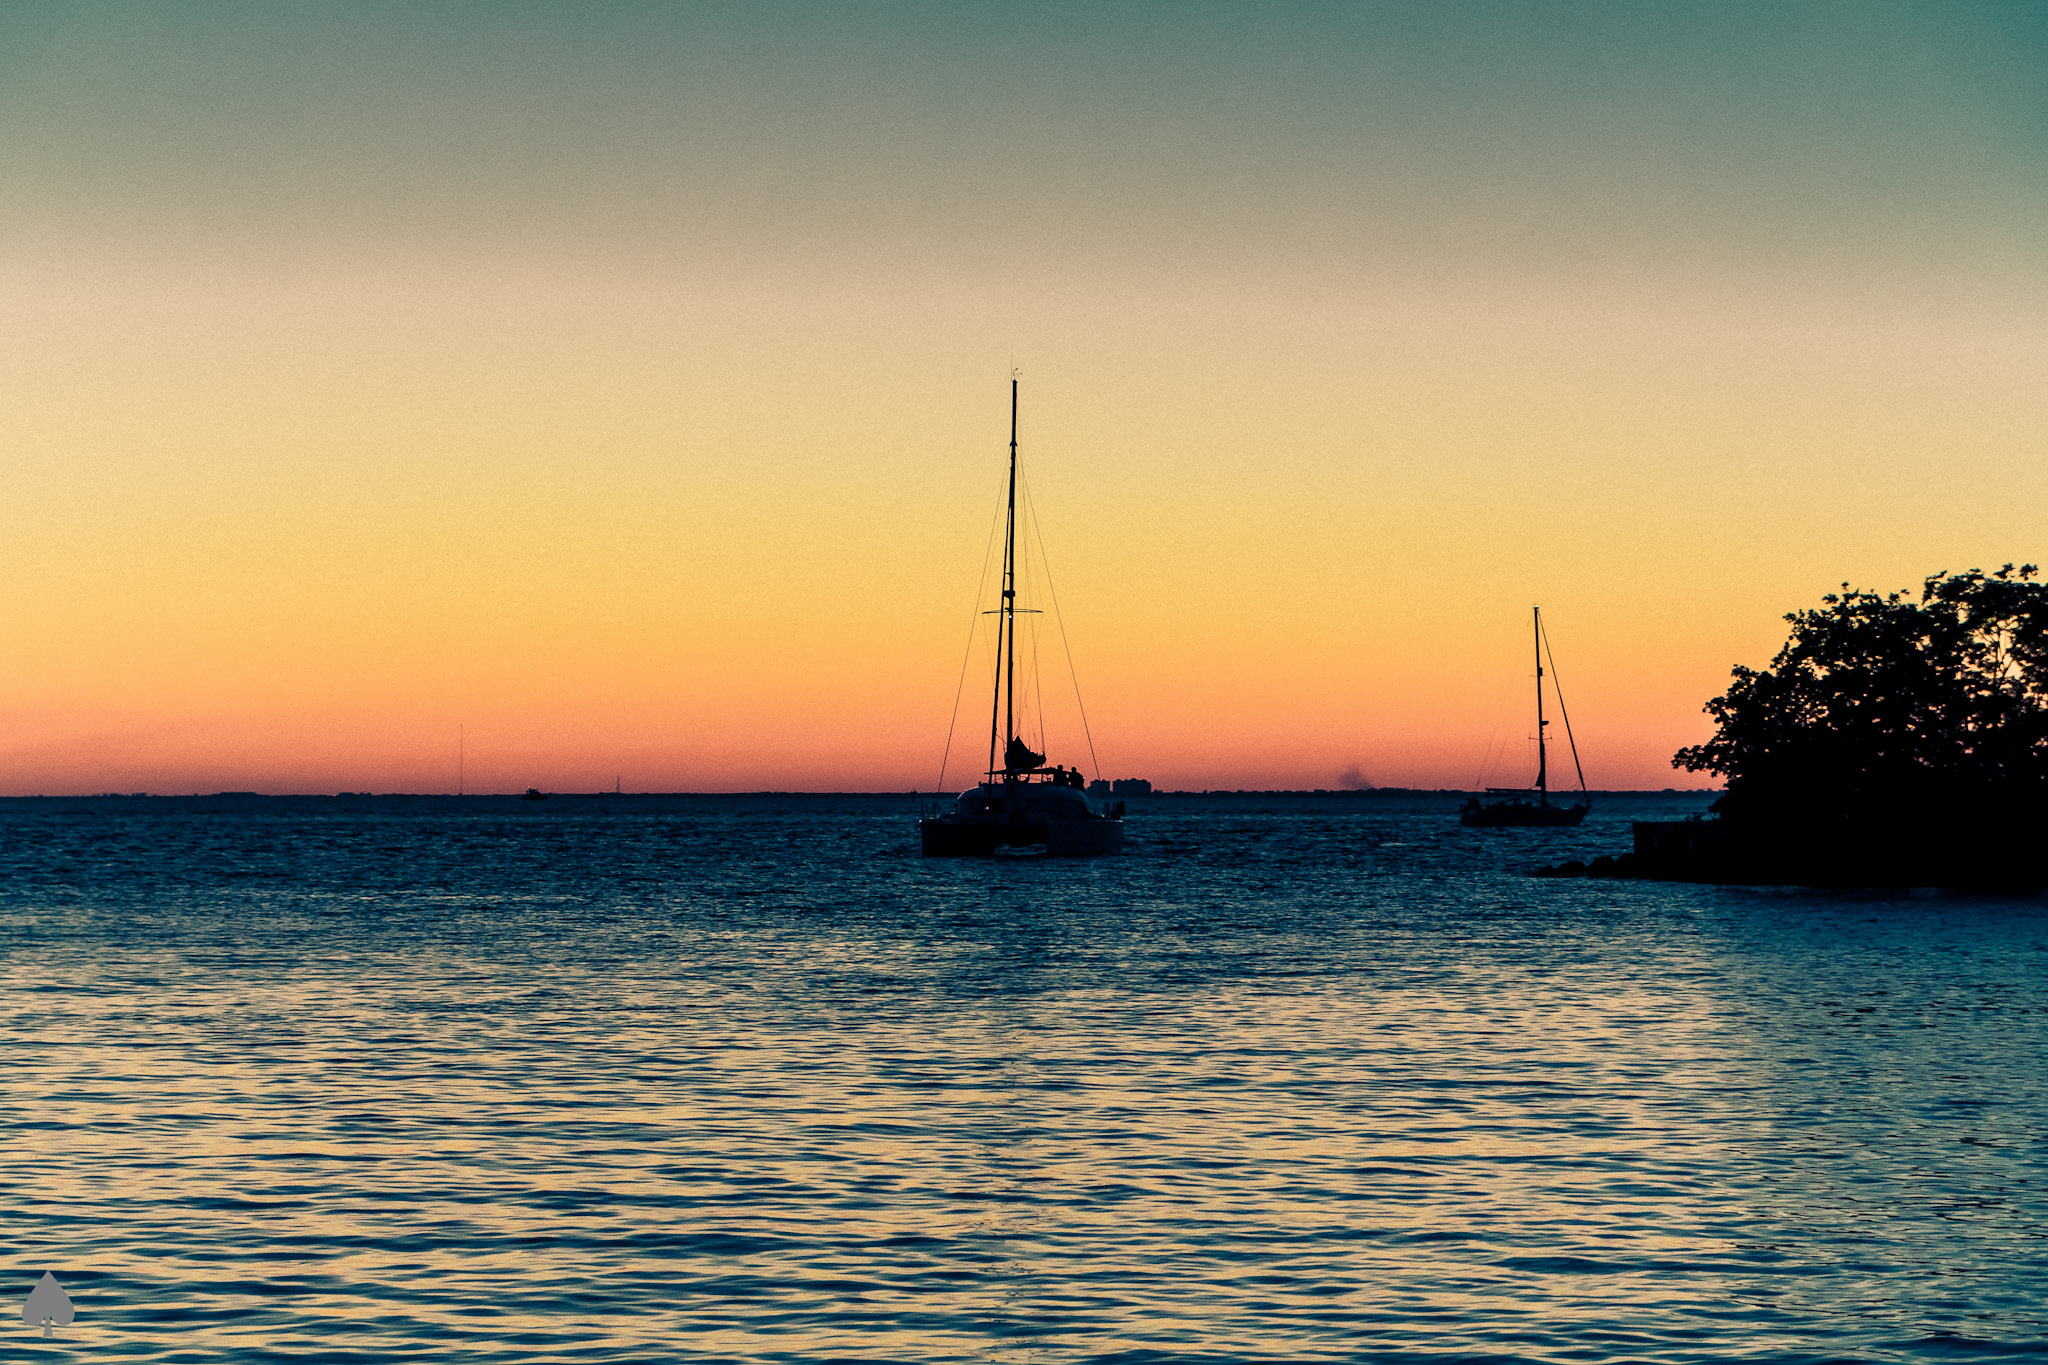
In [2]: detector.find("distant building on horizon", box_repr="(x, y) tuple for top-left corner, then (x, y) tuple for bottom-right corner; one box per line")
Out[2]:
(1090, 777), (1153, 797)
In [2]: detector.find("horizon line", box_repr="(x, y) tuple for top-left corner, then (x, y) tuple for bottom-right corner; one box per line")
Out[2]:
(0, 786), (1723, 800)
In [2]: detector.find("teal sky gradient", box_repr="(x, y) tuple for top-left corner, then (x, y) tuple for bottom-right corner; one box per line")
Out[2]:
(6, 2), (2043, 285)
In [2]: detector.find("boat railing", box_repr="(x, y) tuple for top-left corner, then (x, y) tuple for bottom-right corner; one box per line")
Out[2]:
(983, 768), (1090, 789)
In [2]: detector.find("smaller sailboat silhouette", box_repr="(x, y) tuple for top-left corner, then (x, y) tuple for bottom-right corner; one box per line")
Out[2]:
(1461, 606), (1591, 828)
(22, 1272), (74, 1337)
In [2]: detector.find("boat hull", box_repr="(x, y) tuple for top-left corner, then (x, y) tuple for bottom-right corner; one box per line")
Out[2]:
(1461, 799), (1590, 828)
(920, 816), (1124, 857)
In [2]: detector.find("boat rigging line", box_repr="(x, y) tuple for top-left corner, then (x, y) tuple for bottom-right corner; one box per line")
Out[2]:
(1538, 609), (1588, 792)
(1471, 656), (1521, 791)
(934, 471), (1010, 798)
(1024, 474), (1104, 782)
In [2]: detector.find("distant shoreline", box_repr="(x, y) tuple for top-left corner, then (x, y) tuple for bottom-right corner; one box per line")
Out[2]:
(0, 788), (1721, 801)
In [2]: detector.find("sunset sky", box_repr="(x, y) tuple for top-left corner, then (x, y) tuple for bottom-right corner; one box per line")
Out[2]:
(3, 2), (2044, 794)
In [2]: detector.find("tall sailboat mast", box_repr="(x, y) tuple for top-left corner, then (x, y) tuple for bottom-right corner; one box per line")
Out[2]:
(1533, 605), (1549, 803)
(987, 378), (1020, 778)
(1005, 378), (1019, 764)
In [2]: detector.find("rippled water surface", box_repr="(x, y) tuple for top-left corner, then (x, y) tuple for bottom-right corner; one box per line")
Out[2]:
(5, 792), (2046, 1362)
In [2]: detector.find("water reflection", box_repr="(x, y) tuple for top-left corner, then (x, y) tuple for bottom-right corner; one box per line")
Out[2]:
(1, 795), (2041, 1361)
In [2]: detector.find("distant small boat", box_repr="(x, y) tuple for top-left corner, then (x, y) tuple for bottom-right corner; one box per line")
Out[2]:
(522, 788), (549, 802)
(1462, 606), (1591, 828)
(920, 379), (1124, 857)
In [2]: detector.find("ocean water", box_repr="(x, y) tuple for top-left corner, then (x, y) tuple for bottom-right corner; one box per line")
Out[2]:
(5, 791), (2045, 1363)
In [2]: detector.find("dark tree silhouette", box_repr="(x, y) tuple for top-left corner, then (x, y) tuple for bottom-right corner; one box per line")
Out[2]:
(1670, 565), (2048, 883)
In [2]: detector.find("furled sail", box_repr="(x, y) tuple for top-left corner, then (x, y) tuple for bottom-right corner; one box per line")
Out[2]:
(1003, 737), (1047, 772)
